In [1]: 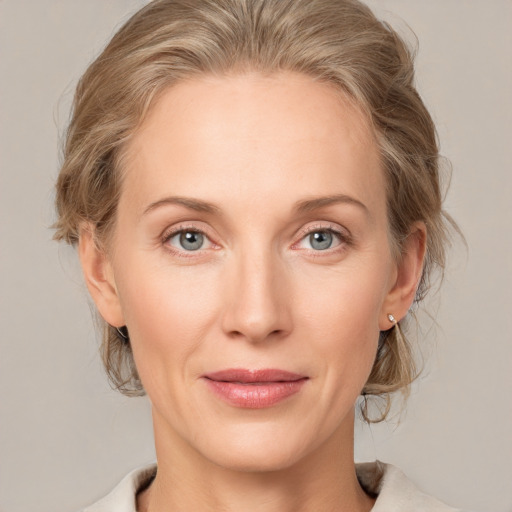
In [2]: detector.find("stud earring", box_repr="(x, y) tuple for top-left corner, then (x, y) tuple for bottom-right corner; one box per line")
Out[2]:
(387, 313), (405, 347)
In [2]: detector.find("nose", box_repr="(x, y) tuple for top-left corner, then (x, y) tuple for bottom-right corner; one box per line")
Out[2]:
(221, 248), (293, 344)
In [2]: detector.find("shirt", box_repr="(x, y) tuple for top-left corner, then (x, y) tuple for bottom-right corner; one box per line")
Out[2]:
(81, 460), (462, 511)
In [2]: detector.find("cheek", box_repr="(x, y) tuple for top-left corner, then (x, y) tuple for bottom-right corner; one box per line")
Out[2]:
(296, 256), (388, 334)
(115, 261), (222, 389)
(295, 260), (389, 387)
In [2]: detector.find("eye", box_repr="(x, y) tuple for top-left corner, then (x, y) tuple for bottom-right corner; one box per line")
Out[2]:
(294, 226), (347, 252)
(165, 229), (213, 252)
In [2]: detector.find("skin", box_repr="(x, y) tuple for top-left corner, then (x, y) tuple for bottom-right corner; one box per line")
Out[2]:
(79, 71), (426, 512)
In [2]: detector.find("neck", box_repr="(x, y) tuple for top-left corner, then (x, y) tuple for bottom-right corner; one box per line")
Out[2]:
(138, 408), (374, 512)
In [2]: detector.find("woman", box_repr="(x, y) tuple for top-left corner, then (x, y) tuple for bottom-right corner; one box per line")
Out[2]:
(54, 0), (461, 510)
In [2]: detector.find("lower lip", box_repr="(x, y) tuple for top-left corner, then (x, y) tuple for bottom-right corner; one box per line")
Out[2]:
(204, 378), (308, 408)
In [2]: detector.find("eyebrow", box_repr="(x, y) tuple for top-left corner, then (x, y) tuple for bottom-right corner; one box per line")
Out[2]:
(142, 196), (221, 217)
(141, 193), (368, 218)
(294, 194), (369, 215)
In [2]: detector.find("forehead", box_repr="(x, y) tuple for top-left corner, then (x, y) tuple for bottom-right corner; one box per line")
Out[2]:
(121, 71), (384, 217)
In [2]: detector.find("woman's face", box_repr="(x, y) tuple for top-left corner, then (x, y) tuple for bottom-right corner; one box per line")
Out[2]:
(85, 72), (419, 472)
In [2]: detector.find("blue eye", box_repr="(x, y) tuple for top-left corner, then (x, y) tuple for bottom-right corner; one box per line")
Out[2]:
(169, 230), (206, 251)
(308, 231), (334, 250)
(295, 227), (346, 252)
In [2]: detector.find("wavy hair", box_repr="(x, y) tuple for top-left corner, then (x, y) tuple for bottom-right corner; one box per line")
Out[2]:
(54, 0), (456, 421)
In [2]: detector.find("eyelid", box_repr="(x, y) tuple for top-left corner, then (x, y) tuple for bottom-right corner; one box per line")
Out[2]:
(294, 222), (350, 242)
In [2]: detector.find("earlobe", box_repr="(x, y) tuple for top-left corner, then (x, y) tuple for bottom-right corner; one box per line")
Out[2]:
(380, 222), (427, 329)
(78, 225), (125, 327)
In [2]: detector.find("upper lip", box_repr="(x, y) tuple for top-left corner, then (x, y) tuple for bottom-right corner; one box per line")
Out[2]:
(203, 369), (307, 383)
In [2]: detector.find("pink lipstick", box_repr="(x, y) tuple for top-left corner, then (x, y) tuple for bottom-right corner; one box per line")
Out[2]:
(202, 369), (308, 408)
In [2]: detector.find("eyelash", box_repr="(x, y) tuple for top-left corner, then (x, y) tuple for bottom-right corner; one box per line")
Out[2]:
(293, 223), (352, 257)
(161, 222), (352, 259)
(161, 223), (217, 259)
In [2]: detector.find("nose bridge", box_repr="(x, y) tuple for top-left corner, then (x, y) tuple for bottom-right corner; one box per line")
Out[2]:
(222, 240), (291, 342)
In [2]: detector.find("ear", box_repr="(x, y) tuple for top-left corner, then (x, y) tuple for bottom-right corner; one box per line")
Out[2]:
(78, 224), (125, 328)
(379, 221), (427, 329)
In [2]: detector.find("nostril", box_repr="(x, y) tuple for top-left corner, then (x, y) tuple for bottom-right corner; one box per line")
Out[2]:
(226, 327), (287, 343)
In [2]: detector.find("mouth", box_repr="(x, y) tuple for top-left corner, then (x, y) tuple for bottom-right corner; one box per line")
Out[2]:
(202, 369), (309, 408)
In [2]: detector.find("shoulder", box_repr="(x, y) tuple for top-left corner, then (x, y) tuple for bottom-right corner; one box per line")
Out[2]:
(79, 463), (157, 512)
(356, 460), (463, 512)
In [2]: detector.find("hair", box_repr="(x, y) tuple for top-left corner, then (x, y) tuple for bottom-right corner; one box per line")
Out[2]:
(54, 0), (456, 421)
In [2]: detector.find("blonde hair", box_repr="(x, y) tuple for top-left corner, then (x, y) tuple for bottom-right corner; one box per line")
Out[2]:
(54, 0), (455, 421)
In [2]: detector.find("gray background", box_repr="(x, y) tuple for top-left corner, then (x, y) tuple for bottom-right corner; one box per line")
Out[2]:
(1, 1), (511, 511)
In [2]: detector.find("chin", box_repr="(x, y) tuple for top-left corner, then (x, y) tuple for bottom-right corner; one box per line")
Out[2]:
(208, 443), (305, 473)
(192, 421), (325, 473)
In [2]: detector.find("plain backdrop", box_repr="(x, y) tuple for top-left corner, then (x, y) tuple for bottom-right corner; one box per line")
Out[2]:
(1, 1), (511, 511)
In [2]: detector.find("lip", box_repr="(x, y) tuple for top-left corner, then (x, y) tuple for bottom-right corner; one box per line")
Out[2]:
(202, 369), (308, 409)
